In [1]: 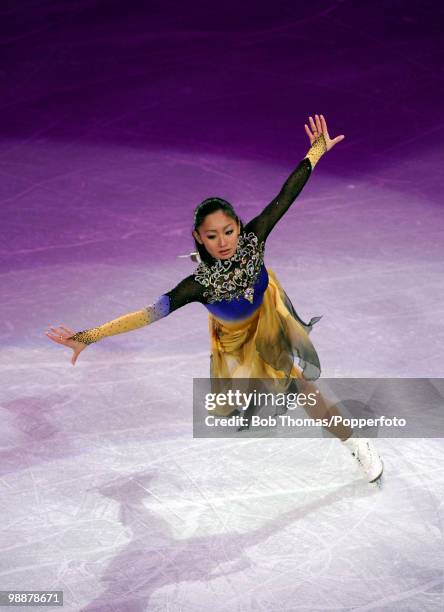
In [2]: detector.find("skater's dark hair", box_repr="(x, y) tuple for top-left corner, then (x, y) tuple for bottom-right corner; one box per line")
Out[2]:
(192, 197), (244, 265)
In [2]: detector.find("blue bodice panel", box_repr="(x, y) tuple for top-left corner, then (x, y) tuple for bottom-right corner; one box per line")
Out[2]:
(204, 265), (269, 321)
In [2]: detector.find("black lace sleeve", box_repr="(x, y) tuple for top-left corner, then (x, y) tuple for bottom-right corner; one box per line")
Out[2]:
(244, 157), (312, 243)
(164, 274), (206, 313)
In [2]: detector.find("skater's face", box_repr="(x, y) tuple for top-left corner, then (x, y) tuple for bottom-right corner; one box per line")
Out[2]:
(193, 210), (241, 260)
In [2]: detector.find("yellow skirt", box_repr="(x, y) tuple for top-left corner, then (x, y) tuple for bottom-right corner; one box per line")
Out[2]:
(208, 267), (322, 416)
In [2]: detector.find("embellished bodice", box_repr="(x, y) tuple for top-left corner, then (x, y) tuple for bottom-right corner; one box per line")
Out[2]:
(193, 231), (269, 321)
(203, 264), (269, 321)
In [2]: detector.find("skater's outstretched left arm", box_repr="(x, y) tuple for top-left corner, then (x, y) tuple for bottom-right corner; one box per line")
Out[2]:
(245, 114), (344, 242)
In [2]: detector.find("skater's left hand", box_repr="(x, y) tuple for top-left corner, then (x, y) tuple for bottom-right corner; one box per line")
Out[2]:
(304, 114), (345, 152)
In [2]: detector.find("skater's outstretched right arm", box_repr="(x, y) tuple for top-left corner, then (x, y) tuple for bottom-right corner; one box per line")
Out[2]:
(45, 275), (205, 365)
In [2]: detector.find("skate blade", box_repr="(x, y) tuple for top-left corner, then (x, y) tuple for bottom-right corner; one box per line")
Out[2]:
(369, 459), (384, 487)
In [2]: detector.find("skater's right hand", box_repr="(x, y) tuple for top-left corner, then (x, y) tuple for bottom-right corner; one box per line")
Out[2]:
(45, 325), (87, 366)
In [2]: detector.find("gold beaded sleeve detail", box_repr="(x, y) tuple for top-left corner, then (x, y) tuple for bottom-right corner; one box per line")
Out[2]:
(67, 275), (206, 346)
(67, 295), (171, 345)
(304, 132), (327, 169)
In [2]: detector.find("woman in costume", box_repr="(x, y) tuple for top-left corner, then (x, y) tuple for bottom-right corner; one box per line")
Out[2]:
(45, 114), (384, 484)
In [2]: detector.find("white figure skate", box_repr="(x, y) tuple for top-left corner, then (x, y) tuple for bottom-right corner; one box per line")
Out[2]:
(342, 437), (384, 484)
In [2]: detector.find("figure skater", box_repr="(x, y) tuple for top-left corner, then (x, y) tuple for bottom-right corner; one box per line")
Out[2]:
(45, 114), (384, 484)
